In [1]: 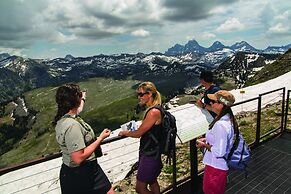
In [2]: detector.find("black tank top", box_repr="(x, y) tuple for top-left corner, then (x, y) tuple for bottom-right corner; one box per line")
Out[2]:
(139, 108), (163, 156)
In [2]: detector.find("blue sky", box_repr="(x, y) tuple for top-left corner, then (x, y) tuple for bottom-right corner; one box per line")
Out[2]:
(0, 0), (290, 59)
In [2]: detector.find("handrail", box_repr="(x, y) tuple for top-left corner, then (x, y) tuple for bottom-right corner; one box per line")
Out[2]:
(259, 87), (285, 96)
(0, 135), (127, 176)
(0, 87), (289, 194)
(284, 90), (291, 131)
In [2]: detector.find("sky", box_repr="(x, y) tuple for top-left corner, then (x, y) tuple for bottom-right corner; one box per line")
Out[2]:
(0, 0), (290, 59)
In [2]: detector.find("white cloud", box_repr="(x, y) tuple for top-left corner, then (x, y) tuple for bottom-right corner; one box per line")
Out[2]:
(51, 32), (77, 43)
(0, 47), (25, 57)
(209, 6), (227, 15)
(216, 18), (245, 32)
(201, 32), (216, 39)
(131, 29), (150, 37)
(275, 10), (291, 20)
(268, 23), (289, 33)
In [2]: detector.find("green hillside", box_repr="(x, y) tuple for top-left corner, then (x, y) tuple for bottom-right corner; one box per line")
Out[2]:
(0, 78), (141, 167)
(246, 49), (291, 86)
(0, 71), (195, 167)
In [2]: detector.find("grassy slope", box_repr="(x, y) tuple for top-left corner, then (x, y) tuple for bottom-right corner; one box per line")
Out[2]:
(0, 78), (140, 167)
(0, 72), (196, 167)
(246, 49), (291, 86)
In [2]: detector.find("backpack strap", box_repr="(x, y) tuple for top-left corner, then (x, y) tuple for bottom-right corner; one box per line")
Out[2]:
(226, 129), (240, 160)
(144, 105), (164, 119)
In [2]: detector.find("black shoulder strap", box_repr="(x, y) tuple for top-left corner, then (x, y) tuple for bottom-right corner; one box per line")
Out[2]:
(144, 105), (164, 119)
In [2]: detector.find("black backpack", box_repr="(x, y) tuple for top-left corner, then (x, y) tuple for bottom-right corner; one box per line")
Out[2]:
(143, 105), (178, 164)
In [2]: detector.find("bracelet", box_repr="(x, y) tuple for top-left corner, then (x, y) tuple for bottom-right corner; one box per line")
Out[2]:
(81, 98), (86, 103)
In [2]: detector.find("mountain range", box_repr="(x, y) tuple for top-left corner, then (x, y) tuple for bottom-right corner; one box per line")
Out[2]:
(0, 40), (290, 103)
(165, 40), (291, 55)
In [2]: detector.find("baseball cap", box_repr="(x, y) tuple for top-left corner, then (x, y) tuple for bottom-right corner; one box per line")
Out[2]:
(207, 90), (235, 106)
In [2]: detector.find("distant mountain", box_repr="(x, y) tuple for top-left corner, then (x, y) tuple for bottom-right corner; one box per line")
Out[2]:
(184, 40), (206, 54)
(207, 41), (226, 52)
(0, 53), (208, 103)
(215, 52), (281, 88)
(0, 44), (287, 102)
(0, 53), (10, 61)
(165, 39), (291, 55)
(230, 41), (258, 52)
(166, 44), (185, 55)
(264, 44), (291, 54)
(65, 54), (75, 60)
(247, 49), (291, 85)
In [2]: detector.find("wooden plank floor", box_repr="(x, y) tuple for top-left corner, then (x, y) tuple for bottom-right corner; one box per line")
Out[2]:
(165, 132), (291, 194)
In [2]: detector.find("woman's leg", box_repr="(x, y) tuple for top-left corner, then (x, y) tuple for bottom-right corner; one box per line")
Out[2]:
(149, 179), (160, 194)
(106, 187), (114, 194)
(136, 180), (151, 194)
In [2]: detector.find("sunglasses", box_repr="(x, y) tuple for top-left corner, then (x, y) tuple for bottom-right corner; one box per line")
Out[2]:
(211, 100), (221, 104)
(137, 92), (149, 97)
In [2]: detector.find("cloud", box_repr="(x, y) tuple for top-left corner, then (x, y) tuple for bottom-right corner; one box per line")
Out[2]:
(201, 32), (216, 39)
(0, 47), (26, 57)
(161, 0), (238, 21)
(52, 32), (77, 43)
(0, 0), (290, 57)
(131, 29), (150, 37)
(268, 23), (289, 33)
(261, 5), (291, 37)
(216, 18), (244, 32)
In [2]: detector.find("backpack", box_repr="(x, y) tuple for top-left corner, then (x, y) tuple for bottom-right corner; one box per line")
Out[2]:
(224, 130), (251, 177)
(143, 105), (179, 164)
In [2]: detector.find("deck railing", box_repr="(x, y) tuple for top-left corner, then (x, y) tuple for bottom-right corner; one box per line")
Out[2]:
(0, 87), (290, 194)
(284, 90), (291, 131)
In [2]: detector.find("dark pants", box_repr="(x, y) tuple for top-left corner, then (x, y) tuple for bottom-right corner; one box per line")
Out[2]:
(60, 160), (111, 194)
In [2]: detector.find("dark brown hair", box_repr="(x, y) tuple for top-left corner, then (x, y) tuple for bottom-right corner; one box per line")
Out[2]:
(209, 105), (238, 134)
(53, 83), (82, 125)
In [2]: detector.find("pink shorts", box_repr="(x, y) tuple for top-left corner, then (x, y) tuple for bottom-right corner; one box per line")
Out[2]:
(203, 165), (228, 194)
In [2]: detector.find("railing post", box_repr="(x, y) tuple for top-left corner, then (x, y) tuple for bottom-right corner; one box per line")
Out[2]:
(256, 96), (262, 146)
(172, 138), (177, 191)
(281, 88), (286, 133)
(285, 90), (290, 131)
(190, 138), (198, 193)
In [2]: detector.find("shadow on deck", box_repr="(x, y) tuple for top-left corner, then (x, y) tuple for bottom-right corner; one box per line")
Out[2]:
(166, 131), (291, 194)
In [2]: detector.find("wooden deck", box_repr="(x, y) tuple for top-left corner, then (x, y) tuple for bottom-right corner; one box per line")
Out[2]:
(165, 132), (291, 194)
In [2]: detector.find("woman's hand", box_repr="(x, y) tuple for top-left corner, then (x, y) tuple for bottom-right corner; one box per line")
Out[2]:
(196, 99), (203, 108)
(99, 128), (111, 140)
(196, 138), (206, 148)
(118, 130), (130, 136)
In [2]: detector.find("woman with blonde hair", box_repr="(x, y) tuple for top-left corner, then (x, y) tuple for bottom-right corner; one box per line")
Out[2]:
(119, 81), (163, 194)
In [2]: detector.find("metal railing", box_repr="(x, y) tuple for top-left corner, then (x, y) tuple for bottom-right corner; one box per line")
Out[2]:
(284, 90), (291, 131)
(0, 87), (290, 194)
(186, 87), (288, 194)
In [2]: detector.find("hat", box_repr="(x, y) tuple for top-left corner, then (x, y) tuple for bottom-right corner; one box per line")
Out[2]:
(207, 90), (235, 106)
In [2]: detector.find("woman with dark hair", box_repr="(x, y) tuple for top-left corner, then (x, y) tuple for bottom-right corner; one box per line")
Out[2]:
(118, 81), (163, 194)
(196, 90), (236, 194)
(54, 83), (114, 194)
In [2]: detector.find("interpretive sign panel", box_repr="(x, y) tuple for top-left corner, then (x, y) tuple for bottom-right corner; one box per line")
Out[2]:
(169, 103), (213, 143)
